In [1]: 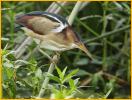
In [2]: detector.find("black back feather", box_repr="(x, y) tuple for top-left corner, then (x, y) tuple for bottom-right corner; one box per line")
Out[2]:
(16, 11), (69, 25)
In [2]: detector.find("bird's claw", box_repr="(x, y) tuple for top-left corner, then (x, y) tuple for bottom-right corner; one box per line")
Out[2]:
(50, 54), (60, 64)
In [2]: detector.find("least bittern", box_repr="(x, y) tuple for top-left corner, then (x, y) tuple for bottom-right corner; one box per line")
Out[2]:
(15, 11), (93, 60)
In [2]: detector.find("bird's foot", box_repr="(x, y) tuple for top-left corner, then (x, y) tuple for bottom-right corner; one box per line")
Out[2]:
(50, 53), (60, 64)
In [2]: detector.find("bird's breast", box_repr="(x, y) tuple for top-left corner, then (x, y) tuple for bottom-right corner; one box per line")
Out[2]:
(39, 40), (70, 51)
(34, 37), (76, 51)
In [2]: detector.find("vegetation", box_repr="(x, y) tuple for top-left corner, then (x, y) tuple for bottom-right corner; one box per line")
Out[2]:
(2, 1), (130, 99)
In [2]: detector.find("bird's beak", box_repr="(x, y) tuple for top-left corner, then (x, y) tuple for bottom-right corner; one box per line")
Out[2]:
(77, 42), (94, 60)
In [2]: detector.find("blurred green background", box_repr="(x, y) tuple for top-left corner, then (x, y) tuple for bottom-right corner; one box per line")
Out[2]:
(1, 1), (130, 99)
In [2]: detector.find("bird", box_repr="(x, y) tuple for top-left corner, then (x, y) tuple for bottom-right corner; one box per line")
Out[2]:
(15, 11), (94, 60)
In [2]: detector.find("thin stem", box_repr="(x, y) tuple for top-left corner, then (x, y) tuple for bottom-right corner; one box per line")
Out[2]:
(76, 18), (99, 36)
(54, 2), (67, 14)
(14, 37), (32, 59)
(68, 2), (82, 25)
(102, 2), (108, 70)
(84, 25), (130, 43)
(80, 71), (128, 86)
(84, 25), (130, 57)
(38, 48), (52, 61)
(79, 2), (90, 11)
(37, 55), (58, 98)
(107, 40), (129, 57)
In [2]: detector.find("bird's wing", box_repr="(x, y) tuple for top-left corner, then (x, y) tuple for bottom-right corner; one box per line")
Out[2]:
(15, 11), (68, 35)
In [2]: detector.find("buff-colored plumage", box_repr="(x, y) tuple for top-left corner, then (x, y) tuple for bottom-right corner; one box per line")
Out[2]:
(15, 11), (93, 60)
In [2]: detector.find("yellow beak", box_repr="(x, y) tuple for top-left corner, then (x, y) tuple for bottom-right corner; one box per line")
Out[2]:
(77, 42), (94, 60)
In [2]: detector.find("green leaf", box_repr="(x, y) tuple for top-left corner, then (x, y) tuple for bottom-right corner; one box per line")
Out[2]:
(69, 79), (74, 89)
(35, 68), (42, 79)
(55, 66), (63, 80)
(91, 73), (99, 87)
(62, 67), (67, 78)
(3, 61), (14, 68)
(3, 67), (14, 80)
(104, 88), (113, 98)
(76, 69), (90, 76)
(68, 79), (78, 96)
(75, 58), (88, 65)
(51, 85), (60, 94)
(92, 72), (105, 88)
(46, 73), (61, 83)
(63, 69), (79, 83)
(74, 78), (80, 85)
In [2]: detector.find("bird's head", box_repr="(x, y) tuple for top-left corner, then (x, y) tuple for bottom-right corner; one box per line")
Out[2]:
(63, 26), (93, 60)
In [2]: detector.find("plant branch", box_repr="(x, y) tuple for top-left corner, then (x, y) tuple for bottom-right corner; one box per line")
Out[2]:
(84, 25), (130, 43)
(68, 1), (82, 25)
(14, 37), (32, 58)
(80, 71), (128, 86)
(37, 55), (59, 98)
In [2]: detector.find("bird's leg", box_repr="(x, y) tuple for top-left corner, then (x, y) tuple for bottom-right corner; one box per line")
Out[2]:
(38, 48), (53, 61)
(53, 51), (61, 62)
(38, 41), (53, 61)
(55, 51), (61, 57)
